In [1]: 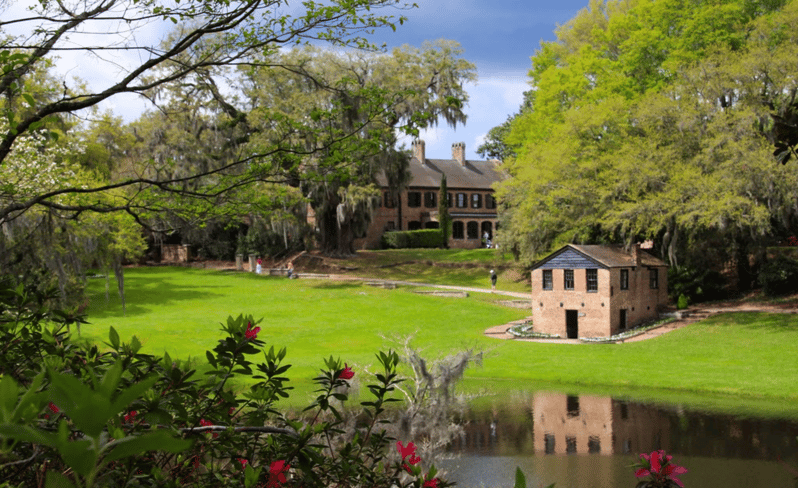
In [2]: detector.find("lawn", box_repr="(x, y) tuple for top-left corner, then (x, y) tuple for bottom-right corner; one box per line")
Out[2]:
(82, 266), (798, 416)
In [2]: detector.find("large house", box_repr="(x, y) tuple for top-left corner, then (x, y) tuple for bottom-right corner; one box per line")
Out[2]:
(530, 244), (669, 338)
(356, 140), (505, 249)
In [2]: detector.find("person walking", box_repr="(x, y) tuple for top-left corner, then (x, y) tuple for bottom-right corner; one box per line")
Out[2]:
(490, 269), (497, 292)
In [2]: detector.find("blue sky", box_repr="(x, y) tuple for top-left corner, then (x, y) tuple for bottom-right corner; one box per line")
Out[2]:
(374, 0), (591, 160)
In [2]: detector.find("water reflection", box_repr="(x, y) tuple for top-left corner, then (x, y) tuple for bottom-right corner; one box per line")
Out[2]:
(442, 391), (798, 488)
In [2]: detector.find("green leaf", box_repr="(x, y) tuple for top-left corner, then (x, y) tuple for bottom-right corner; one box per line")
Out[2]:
(109, 326), (120, 350)
(514, 467), (527, 488)
(0, 424), (58, 447)
(102, 430), (193, 464)
(0, 376), (18, 421)
(45, 471), (76, 488)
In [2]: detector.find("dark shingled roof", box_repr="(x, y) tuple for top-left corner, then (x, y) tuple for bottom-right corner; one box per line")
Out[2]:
(534, 244), (668, 269)
(376, 157), (505, 190)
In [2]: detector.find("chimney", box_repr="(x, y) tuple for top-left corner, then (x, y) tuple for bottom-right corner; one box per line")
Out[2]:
(631, 243), (640, 268)
(452, 142), (466, 165)
(412, 140), (425, 164)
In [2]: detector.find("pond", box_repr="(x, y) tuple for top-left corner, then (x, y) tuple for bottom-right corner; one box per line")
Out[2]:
(438, 391), (798, 488)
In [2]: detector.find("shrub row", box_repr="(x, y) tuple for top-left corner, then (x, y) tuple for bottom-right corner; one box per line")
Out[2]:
(382, 230), (443, 249)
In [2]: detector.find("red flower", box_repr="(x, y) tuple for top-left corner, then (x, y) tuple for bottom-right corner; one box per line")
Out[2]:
(238, 458), (248, 468)
(339, 363), (354, 380)
(199, 418), (218, 438)
(245, 322), (260, 340)
(424, 477), (440, 488)
(48, 402), (60, 414)
(397, 441), (416, 460)
(634, 450), (687, 488)
(124, 410), (137, 423)
(267, 460), (290, 488)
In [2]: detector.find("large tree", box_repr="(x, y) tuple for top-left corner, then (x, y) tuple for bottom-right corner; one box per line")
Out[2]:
(0, 0), (415, 226)
(240, 41), (476, 255)
(493, 0), (798, 274)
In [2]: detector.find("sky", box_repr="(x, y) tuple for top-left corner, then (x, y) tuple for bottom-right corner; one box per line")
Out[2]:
(373, 0), (591, 160)
(4, 0), (592, 161)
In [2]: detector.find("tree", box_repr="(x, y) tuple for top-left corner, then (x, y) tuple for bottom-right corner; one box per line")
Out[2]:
(438, 174), (451, 248)
(241, 42), (475, 255)
(491, 0), (798, 272)
(0, 0), (416, 226)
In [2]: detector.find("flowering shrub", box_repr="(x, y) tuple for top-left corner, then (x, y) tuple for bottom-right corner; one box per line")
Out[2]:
(632, 450), (688, 488)
(0, 281), (452, 488)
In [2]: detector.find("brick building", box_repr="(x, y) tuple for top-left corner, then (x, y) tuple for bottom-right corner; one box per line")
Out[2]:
(356, 140), (505, 249)
(530, 244), (669, 338)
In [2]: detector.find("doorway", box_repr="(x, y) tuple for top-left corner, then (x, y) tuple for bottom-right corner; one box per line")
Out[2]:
(620, 309), (627, 331)
(566, 310), (579, 339)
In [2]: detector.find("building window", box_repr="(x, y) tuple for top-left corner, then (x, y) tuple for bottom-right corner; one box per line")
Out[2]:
(447, 192), (452, 208)
(586, 269), (598, 292)
(564, 269), (574, 290)
(408, 221), (422, 230)
(407, 192), (421, 208)
(452, 221), (464, 239)
(424, 191), (437, 208)
(384, 192), (396, 208)
(650, 269), (659, 289)
(543, 270), (553, 290)
(567, 395), (580, 418)
(466, 221), (479, 239)
(588, 436), (601, 453)
(385, 221), (396, 231)
(471, 193), (482, 208)
(486, 193), (496, 209)
(456, 192), (467, 208)
(544, 434), (555, 454)
(566, 436), (577, 454)
(620, 269), (629, 290)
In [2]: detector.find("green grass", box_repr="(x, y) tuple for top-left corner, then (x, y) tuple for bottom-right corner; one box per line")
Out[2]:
(82, 266), (798, 417)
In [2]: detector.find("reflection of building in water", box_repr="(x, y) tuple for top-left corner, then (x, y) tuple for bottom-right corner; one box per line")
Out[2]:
(533, 392), (671, 455)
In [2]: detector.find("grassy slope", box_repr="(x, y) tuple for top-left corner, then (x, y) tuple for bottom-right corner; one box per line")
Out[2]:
(82, 254), (798, 416)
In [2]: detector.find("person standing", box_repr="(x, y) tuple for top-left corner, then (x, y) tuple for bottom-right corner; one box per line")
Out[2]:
(490, 269), (497, 292)
(256, 258), (262, 275)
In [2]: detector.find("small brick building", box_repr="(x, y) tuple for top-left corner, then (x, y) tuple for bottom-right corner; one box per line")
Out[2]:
(356, 140), (504, 249)
(530, 244), (669, 338)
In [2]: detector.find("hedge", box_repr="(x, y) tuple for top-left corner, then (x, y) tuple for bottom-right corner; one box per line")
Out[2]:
(382, 229), (443, 249)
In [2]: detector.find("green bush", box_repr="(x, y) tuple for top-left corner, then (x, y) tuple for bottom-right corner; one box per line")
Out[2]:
(677, 294), (689, 310)
(382, 229), (443, 249)
(668, 266), (727, 303)
(758, 255), (798, 296)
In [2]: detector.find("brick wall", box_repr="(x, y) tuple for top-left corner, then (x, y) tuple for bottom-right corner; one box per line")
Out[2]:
(531, 266), (668, 338)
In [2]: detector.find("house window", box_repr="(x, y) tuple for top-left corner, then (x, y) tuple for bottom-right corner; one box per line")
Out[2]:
(543, 270), (553, 290)
(544, 434), (555, 454)
(424, 191), (437, 208)
(447, 192), (452, 208)
(486, 193), (496, 209)
(588, 436), (601, 453)
(452, 221), (464, 239)
(408, 221), (422, 230)
(455, 192), (467, 208)
(650, 269), (659, 289)
(407, 192), (421, 207)
(466, 221), (479, 239)
(471, 193), (482, 208)
(384, 192), (396, 208)
(385, 221), (395, 231)
(620, 269), (629, 290)
(564, 269), (574, 290)
(567, 395), (580, 418)
(586, 269), (598, 292)
(566, 436), (577, 454)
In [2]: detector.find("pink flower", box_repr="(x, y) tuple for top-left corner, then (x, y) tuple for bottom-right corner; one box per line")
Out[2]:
(397, 441), (416, 460)
(634, 450), (687, 488)
(267, 460), (290, 488)
(238, 458), (248, 468)
(424, 477), (440, 488)
(124, 410), (137, 423)
(339, 363), (354, 380)
(245, 322), (260, 340)
(199, 418), (218, 438)
(48, 402), (60, 414)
